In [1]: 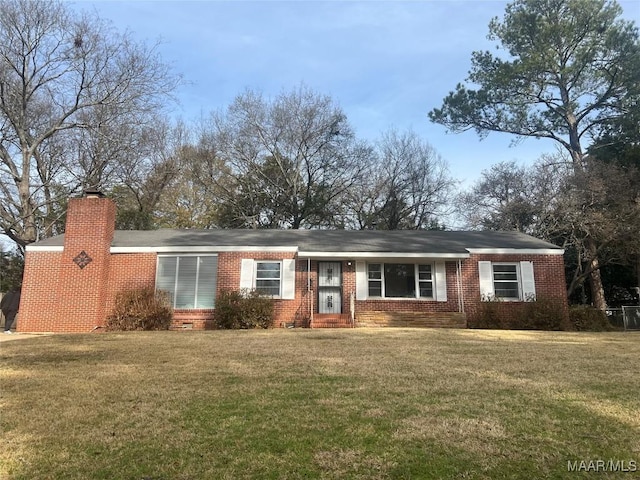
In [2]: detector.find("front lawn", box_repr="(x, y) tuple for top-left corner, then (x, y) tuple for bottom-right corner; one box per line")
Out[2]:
(1, 329), (638, 479)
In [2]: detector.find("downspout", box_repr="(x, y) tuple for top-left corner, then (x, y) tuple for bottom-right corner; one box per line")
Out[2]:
(308, 258), (313, 327)
(457, 259), (465, 313)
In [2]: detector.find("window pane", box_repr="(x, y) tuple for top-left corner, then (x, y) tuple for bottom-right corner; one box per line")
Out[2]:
(256, 279), (280, 296)
(156, 257), (177, 306)
(493, 265), (517, 280)
(368, 282), (382, 297)
(418, 264), (432, 280)
(419, 285), (434, 298)
(384, 263), (415, 298)
(257, 262), (281, 279)
(495, 282), (519, 298)
(368, 263), (382, 280)
(176, 257), (197, 308)
(257, 269), (280, 279)
(196, 256), (218, 308)
(257, 262), (280, 272)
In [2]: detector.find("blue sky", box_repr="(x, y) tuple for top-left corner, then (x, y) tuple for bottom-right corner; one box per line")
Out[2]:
(75, 0), (639, 185)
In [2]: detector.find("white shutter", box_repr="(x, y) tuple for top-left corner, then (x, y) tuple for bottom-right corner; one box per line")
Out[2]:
(478, 261), (494, 301)
(434, 261), (447, 302)
(520, 261), (536, 301)
(281, 259), (296, 299)
(355, 262), (368, 300)
(240, 259), (254, 291)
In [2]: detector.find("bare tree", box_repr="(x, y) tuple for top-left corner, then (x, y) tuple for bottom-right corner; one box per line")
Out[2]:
(110, 120), (188, 230)
(203, 85), (371, 229)
(0, 0), (180, 250)
(341, 129), (455, 230)
(154, 140), (234, 229)
(457, 161), (537, 232)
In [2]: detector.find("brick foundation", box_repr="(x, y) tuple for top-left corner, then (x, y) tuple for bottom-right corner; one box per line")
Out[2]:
(356, 311), (467, 328)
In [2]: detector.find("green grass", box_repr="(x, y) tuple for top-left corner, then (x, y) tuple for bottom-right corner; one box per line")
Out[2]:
(1, 329), (639, 479)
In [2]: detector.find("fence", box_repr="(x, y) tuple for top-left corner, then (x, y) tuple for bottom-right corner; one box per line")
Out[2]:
(606, 306), (640, 331)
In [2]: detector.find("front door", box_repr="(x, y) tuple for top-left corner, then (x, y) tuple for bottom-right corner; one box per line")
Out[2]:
(318, 262), (342, 314)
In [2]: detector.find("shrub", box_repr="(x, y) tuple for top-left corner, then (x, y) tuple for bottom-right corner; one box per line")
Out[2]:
(106, 287), (173, 331)
(474, 298), (506, 329)
(520, 297), (569, 331)
(568, 305), (615, 332)
(473, 296), (569, 330)
(214, 289), (274, 329)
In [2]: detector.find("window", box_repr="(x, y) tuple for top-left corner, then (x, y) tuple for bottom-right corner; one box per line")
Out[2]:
(478, 261), (536, 302)
(492, 264), (519, 299)
(240, 259), (296, 300)
(418, 264), (433, 298)
(367, 263), (434, 299)
(255, 261), (281, 296)
(368, 263), (382, 297)
(156, 255), (218, 309)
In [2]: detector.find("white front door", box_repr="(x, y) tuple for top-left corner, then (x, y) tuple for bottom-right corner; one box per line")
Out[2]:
(318, 262), (342, 314)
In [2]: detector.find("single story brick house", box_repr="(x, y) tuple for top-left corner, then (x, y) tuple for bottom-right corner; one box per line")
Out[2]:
(17, 192), (568, 333)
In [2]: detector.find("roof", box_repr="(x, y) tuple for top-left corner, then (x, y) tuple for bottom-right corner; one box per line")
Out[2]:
(27, 229), (563, 257)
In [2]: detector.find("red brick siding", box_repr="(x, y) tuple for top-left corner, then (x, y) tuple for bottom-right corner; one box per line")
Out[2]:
(461, 254), (568, 326)
(54, 198), (115, 332)
(17, 251), (62, 333)
(106, 252), (162, 326)
(19, 198), (117, 333)
(217, 251), (309, 327)
(341, 261), (356, 318)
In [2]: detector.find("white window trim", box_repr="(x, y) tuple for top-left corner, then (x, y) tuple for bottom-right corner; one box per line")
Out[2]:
(491, 262), (521, 301)
(366, 262), (435, 300)
(156, 254), (218, 309)
(254, 260), (283, 298)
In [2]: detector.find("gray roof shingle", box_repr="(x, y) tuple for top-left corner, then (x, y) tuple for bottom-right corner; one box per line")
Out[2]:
(30, 229), (562, 254)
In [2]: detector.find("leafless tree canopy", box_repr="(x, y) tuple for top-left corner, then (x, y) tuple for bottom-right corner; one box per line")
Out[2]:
(0, 0), (180, 249)
(196, 86), (373, 229)
(341, 129), (455, 230)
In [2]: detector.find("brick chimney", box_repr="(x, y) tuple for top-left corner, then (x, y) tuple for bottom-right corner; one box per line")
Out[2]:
(54, 191), (116, 332)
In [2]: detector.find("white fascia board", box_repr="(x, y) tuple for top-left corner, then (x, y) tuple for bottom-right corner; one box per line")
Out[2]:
(110, 245), (298, 254)
(466, 248), (565, 255)
(298, 251), (470, 259)
(25, 245), (64, 252)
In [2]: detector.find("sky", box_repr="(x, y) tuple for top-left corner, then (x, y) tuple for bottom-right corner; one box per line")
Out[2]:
(71, 0), (638, 185)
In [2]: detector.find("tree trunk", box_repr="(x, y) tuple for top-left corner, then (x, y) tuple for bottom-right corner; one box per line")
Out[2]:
(586, 238), (607, 310)
(569, 140), (607, 310)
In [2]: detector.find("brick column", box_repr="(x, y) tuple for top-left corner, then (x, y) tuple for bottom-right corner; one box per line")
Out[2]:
(54, 195), (116, 332)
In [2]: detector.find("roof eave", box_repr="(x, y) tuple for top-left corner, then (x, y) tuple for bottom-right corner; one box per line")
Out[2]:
(298, 251), (471, 259)
(466, 248), (565, 255)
